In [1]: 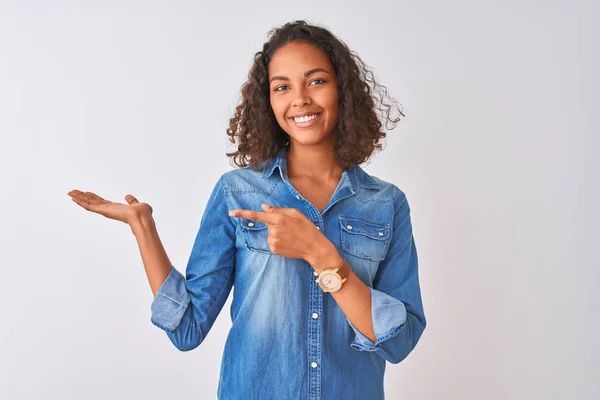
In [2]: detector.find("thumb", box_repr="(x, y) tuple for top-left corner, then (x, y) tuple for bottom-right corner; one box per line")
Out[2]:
(125, 194), (139, 205)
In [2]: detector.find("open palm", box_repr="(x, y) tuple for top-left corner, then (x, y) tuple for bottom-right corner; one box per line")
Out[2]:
(67, 190), (152, 225)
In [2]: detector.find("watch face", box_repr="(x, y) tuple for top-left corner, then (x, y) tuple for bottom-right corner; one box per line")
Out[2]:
(320, 272), (341, 291)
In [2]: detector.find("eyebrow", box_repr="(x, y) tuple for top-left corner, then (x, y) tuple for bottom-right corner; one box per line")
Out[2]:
(269, 68), (330, 84)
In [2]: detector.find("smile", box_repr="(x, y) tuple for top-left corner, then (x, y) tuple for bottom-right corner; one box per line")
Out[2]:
(289, 112), (323, 128)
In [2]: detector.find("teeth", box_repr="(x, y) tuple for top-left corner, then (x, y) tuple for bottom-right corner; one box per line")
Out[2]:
(293, 114), (318, 123)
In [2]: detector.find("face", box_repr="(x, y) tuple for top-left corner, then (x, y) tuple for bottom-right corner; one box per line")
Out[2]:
(268, 41), (339, 147)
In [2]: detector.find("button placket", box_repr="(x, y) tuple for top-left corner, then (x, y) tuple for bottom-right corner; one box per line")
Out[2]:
(308, 266), (322, 399)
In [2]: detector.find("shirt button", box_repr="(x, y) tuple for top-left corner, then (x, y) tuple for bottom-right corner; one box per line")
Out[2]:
(316, 226), (320, 230)
(295, 195), (300, 200)
(378, 232), (384, 236)
(311, 362), (318, 368)
(312, 313), (319, 319)
(313, 271), (318, 276)
(346, 225), (353, 230)
(248, 222), (254, 227)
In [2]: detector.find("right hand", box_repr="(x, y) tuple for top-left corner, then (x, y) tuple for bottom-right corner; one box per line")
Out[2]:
(68, 190), (153, 226)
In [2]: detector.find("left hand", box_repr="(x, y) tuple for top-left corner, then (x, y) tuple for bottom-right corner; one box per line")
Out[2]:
(229, 203), (326, 260)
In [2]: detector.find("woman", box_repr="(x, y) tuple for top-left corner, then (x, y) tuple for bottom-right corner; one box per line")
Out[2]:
(68, 20), (426, 400)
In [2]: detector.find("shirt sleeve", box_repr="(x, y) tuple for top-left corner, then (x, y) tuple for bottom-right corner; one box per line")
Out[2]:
(150, 174), (236, 351)
(346, 186), (427, 364)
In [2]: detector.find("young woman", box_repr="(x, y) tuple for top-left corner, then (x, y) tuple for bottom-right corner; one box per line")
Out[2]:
(68, 20), (426, 400)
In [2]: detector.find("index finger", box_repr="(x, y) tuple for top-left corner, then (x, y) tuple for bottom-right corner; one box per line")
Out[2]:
(228, 209), (279, 224)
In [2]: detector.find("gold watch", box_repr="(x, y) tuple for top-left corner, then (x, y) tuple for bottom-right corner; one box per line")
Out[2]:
(315, 259), (347, 293)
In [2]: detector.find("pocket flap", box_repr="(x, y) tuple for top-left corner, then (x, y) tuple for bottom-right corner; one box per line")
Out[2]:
(240, 218), (268, 230)
(339, 217), (390, 241)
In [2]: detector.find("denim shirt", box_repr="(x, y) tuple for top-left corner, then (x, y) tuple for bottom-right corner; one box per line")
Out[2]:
(150, 148), (426, 400)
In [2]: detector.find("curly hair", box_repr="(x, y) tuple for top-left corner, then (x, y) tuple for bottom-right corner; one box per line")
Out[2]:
(226, 20), (405, 171)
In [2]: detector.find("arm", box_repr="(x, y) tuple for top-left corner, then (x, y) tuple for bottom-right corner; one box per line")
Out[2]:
(348, 187), (426, 364)
(130, 215), (174, 297)
(143, 176), (237, 351)
(307, 187), (426, 364)
(306, 245), (377, 343)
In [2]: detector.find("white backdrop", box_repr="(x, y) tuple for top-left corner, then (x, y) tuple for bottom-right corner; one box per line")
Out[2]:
(1, 1), (598, 399)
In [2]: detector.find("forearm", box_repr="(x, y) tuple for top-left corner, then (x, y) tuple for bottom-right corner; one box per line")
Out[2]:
(306, 241), (376, 343)
(130, 213), (173, 297)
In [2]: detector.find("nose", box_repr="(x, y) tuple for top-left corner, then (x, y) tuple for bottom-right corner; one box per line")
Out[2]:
(291, 86), (312, 108)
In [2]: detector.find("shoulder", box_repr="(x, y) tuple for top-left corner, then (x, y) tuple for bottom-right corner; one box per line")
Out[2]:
(354, 167), (407, 205)
(218, 166), (275, 195)
(356, 168), (411, 223)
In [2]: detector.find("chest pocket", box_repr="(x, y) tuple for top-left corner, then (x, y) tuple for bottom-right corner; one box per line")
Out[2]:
(240, 218), (272, 254)
(339, 216), (391, 261)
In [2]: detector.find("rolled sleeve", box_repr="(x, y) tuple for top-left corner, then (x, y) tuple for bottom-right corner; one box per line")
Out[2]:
(150, 266), (191, 332)
(346, 286), (407, 350)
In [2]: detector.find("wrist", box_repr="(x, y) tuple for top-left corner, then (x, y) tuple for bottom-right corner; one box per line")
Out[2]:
(129, 212), (156, 236)
(306, 240), (344, 272)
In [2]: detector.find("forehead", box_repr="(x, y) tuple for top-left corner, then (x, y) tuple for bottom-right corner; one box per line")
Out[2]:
(268, 41), (333, 75)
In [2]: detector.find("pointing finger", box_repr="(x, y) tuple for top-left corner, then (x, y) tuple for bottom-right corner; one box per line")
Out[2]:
(261, 203), (301, 218)
(229, 209), (279, 224)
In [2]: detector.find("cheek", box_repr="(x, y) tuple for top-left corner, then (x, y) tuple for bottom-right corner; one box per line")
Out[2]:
(325, 91), (340, 120)
(270, 97), (286, 121)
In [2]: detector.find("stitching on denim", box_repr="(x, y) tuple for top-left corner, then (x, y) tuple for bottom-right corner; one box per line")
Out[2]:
(240, 219), (268, 230)
(225, 177), (278, 196)
(241, 219), (272, 253)
(350, 322), (406, 352)
(355, 167), (381, 190)
(151, 316), (176, 332)
(339, 216), (391, 229)
(350, 341), (378, 352)
(227, 188), (269, 194)
(243, 240), (272, 254)
(338, 216), (391, 261)
(374, 322), (406, 345)
(341, 227), (390, 242)
(356, 196), (394, 204)
(340, 235), (386, 261)
(340, 235), (388, 261)
(341, 241), (386, 261)
(157, 291), (189, 307)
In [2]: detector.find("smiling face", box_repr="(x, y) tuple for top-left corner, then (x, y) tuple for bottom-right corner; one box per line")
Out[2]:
(268, 41), (339, 147)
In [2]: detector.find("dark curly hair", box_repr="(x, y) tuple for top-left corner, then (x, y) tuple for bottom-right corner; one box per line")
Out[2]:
(226, 20), (405, 171)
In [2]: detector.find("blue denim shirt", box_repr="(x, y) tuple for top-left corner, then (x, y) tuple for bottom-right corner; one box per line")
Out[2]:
(150, 148), (426, 400)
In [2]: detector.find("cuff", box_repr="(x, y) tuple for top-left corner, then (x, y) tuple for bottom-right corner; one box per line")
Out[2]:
(347, 287), (407, 351)
(150, 266), (191, 332)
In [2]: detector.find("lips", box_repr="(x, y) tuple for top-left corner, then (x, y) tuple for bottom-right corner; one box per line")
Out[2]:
(288, 112), (323, 128)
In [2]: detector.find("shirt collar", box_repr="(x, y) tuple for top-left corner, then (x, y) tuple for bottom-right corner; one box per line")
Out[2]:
(262, 148), (381, 192)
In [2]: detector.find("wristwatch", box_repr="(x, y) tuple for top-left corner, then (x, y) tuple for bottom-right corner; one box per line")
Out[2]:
(315, 259), (347, 293)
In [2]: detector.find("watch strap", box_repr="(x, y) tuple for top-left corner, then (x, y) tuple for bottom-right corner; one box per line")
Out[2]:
(320, 259), (347, 280)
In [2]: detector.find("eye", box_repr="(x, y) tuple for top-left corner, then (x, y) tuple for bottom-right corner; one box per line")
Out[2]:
(274, 85), (288, 92)
(309, 78), (325, 86)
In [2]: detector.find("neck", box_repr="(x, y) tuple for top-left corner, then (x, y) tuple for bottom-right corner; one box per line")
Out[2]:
(286, 144), (343, 181)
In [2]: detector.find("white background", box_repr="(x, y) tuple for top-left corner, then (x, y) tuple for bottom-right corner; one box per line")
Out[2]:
(1, 0), (598, 399)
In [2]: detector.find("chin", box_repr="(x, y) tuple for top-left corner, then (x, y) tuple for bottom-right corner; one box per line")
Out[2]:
(290, 135), (331, 146)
